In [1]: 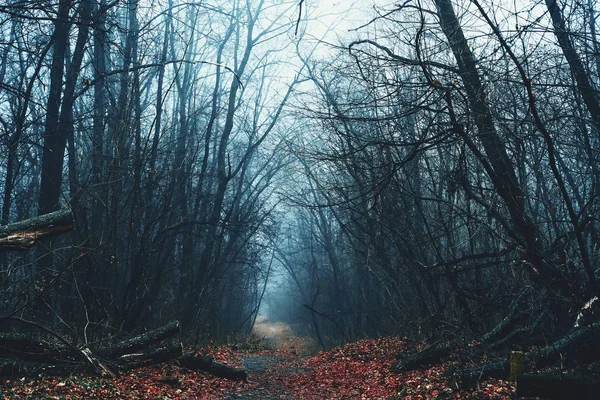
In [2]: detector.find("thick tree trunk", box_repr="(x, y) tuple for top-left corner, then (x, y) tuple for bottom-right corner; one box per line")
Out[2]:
(395, 343), (453, 371)
(95, 320), (181, 358)
(0, 209), (74, 250)
(115, 343), (183, 369)
(545, 0), (600, 133)
(434, 0), (557, 283)
(0, 333), (70, 362)
(38, 0), (71, 216)
(177, 353), (247, 381)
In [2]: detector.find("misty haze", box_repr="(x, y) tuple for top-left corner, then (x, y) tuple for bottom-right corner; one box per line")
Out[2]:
(1, 0), (600, 398)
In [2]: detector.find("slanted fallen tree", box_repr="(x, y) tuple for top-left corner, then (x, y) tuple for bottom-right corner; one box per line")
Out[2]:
(0, 209), (74, 250)
(0, 212), (246, 382)
(394, 294), (533, 372)
(0, 320), (246, 381)
(394, 342), (453, 371)
(94, 320), (182, 359)
(454, 320), (600, 388)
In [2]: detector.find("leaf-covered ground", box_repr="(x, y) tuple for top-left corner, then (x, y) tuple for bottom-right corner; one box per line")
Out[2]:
(1, 323), (516, 399)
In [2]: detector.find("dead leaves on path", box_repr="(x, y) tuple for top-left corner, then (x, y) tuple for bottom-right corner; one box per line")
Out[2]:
(265, 337), (514, 399)
(1, 338), (515, 399)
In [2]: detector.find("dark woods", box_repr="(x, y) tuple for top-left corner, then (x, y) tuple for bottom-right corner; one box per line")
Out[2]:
(0, 0), (298, 342)
(1, 0), (600, 372)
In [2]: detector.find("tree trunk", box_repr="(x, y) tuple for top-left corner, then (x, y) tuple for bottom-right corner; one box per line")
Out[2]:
(434, 0), (561, 285)
(115, 343), (183, 369)
(95, 320), (181, 359)
(0, 209), (74, 250)
(37, 0), (71, 216)
(177, 353), (247, 381)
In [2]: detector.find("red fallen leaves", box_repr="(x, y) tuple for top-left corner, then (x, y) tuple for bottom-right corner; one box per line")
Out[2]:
(192, 344), (244, 368)
(0, 346), (245, 400)
(0, 366), (245, 399)
(0, 338), (515, 399)
(249, 337), (514, 399)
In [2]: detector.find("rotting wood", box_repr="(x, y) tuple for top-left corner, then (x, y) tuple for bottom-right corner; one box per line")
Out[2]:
(509, 351), (524, 382)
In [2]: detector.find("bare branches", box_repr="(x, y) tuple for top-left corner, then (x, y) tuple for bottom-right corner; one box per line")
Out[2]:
(348, 39), (459, 73)
(76, 59), (244, 99)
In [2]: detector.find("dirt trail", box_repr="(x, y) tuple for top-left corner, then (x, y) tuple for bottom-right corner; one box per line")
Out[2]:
(228, 316), (319, 399)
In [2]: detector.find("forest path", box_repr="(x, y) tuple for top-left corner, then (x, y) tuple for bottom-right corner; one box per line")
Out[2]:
(227, 316), (319, 399)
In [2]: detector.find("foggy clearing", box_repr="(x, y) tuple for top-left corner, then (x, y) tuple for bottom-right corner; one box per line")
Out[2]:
(2, 0), (600, 398)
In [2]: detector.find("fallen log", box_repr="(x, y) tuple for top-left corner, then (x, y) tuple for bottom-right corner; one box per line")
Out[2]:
(528, 320), (600, 367)
(2, 317), (115, 376)
(177, 353), (247, 381)
(96, 321), (181, 359)
(80, 348), (115, 377)
(116, 343), (183, 369)
(0, 359), (87, 377)
(454, 360), (508, 389)
(0, 320), (248, 382)
(394, 343), (452, 371)
(153, 375), (181, 386)
(0, 209), (74, 250)
(516, 373), (600, 400)
(455, 321), (600, 388)
(0, 332), (71, 363)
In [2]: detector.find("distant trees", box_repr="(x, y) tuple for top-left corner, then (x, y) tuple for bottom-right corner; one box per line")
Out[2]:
(3, 0), (600, 355)
(276, 0), (600, 347)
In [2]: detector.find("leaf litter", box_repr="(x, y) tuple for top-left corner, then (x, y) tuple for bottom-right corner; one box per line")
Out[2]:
(1, 337), (515, 399)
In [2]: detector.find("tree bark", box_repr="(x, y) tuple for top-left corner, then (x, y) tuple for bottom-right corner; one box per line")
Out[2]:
(115, 343), (183, 369)
(394, 343), (452, 371)
(0, 209), (74, 250)
(95, 320), (181, 358)
(434, 0), (565, 286)
(0, 333), (70, 362)
(37, 0), (71, 216)
(177, 353), (247, 381)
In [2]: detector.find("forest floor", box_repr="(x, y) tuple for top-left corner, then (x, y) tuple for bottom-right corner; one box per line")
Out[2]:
(1, 317), (516, 399)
